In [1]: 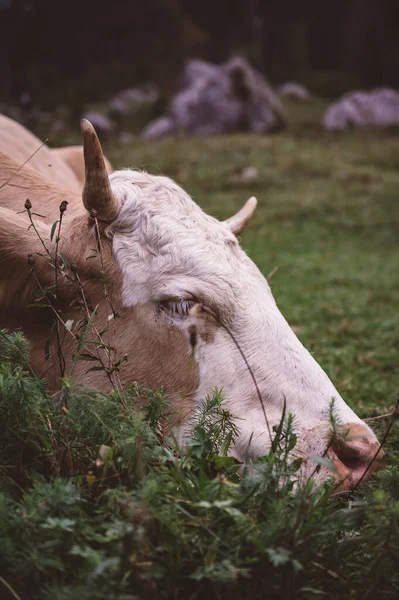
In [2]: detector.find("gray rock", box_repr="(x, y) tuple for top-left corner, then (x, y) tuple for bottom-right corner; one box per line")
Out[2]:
(231, 166), (258, 182)
(141, 57), (285, 139)
(278, 82), (310, 101)
(110, 96), (130, 116)
(142, 117), (176, 140)
(323, 88), (399, 131)
(109, 85), (159, 117)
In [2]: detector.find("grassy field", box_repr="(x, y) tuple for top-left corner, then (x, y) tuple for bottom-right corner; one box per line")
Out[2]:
(106, 97), (399, 421)
(1, 98), (399, 599)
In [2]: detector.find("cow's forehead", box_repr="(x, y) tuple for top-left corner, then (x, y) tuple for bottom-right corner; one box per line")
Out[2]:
(106, 169), (265, 307)
(109, 169), (240, 248)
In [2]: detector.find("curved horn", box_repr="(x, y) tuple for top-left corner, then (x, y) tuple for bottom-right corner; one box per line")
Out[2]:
(81, 119), (120, 222)
(224, 196), (257, 235)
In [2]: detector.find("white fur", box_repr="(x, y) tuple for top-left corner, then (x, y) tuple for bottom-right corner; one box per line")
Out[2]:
(106, 169), (375, 464)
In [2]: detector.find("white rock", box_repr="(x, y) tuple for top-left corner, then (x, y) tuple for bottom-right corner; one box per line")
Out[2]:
(141, 57), (285, 139)
(278, 82), (310, 101)
(323, 88), (399, 131)
(142, 117), (176, 140)
(109, 85), (159, 117)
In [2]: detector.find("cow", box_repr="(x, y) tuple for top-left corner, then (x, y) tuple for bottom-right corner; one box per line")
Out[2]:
(52, 145), (113, 186)
(0, 114), (113, 192)
(0, 118), (384, 490)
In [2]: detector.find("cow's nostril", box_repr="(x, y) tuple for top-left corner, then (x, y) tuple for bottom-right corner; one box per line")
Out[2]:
(332, 451), (371, 483)
(338, 456), (368, 472)
(329, 423), (385, 489)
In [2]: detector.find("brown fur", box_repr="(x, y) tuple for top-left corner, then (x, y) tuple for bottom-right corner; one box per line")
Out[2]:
(0, 152), (82, 221)
(0, 152), (199, 414)
(0, 114), (82, 193)
(52, 145), (113, 186)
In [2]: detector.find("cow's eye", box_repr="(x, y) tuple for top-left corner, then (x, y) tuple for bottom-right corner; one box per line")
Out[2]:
(160, 299), (195, 318)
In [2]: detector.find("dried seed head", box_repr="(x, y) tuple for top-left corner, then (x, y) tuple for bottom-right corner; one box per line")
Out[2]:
(24, 199), (32, 210)
(90, 208), (98, 219)
(59, 200), (68, 214)
(27, 253), (35, 266)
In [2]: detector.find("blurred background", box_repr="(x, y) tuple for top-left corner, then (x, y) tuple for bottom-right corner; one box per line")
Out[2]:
(2, 0), (399, 101)
(1, 0), (399, 139)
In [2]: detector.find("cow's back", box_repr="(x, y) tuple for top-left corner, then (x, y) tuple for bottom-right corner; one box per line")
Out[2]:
(0, 114), (82, 193)
(0, 151), (83, 222)
(52, 145), (113, 186)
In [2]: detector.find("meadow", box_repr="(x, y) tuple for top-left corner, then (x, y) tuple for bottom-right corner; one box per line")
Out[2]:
(107, 97), (399, 416)
(0, 98), (398, 599)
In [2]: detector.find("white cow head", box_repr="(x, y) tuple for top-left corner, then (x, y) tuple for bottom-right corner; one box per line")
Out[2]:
(77, 120), (384, 490)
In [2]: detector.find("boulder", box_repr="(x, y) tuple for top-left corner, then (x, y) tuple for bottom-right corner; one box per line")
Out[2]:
(142, 117), (176, 140)
(323, 88), (399, 131)
(278, 82), (310, 101)
(141, 57), (285, 139)
(109, 85), (159, 117)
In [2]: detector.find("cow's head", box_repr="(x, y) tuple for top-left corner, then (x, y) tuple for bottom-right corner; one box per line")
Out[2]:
(0, 120), (384, 490)
(79, 120), (385, 489)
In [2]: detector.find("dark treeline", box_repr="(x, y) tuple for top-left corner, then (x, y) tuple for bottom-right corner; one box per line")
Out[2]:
(0, 0), (398, 107)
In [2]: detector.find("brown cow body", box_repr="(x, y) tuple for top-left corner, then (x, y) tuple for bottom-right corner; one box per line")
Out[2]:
(0, 114), (82, 192)
(0, 114), (113, 196)
(52, 145), (113, 186)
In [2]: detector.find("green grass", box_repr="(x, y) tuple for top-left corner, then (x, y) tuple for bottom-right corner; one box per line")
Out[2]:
(104, 97), (399, 420)
(0, 334), (398, 600)
(1, 98), (399, 599)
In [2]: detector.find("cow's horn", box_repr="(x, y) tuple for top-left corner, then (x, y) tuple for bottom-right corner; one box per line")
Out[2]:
(224, 196), (257, 234)
(81, 119), (120, 222)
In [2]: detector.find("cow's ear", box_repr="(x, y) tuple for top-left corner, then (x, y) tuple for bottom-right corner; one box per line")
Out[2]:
(224, 196), (257, 235)
(0, 207), (52, 306)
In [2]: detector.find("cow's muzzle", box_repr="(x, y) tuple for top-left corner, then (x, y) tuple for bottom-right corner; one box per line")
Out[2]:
(328, 423), (385, 491)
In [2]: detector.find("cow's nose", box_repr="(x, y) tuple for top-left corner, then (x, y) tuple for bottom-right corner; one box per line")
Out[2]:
(328, 423), (385, 491)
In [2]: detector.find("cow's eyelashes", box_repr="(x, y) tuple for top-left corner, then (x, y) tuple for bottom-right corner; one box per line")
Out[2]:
(160, 299), (195, 318)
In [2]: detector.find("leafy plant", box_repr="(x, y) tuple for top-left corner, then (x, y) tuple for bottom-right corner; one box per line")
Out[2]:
(0, 331), (398, 600)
